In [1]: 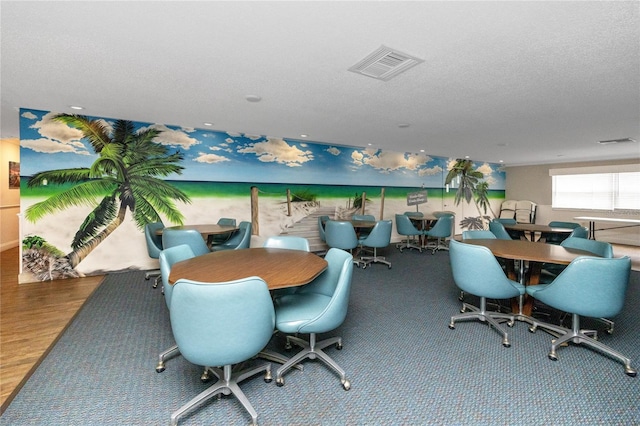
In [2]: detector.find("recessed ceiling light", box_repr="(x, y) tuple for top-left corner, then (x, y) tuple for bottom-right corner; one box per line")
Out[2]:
(420, 149), (425, 152)
(398, 123), (410, 128)
(368, 143), (372, 146)
(203, 122), (213, 126)
(69, 105), (84, 110)
(464, 155), (470, 159)
(245, 95), (262, 102)
(499, 160), (504, 163)
(300, 134), (308, 138)
(597, 137), (636, 145)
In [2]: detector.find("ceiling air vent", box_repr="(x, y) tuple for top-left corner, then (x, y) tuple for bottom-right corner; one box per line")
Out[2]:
(597, 138), (637, 145)
(349, 45), (424, 81)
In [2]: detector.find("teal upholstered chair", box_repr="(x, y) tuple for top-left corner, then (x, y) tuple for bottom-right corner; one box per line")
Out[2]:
(208, 217), (237, 246)
(263, 235), (310, 252)
(403, 211), (424, 218)
(541, 237), (616, 333)
(527, 256), (636, 377)
(162, 228), (210, 256)
(448, 240), (525, 347)
(352, 214), (375, 239)
(325, 220), (362, 266)
(359, 219), (392, 269)
(567, 226), (588, 239)
(155, 244), (196, 374)
(317, 215), (330, 242)
(424, 214), (453, 254)
(264, 236), (311, 297)
(395, 213), (424, 252)
(273, 248), (354, 390)
(542, 221), (581, 245)
(169, 276), (275, 425)
(144, 221), (164, 288)
(212, 221), (251, 251)
(462, 230), (496, 240)
(489, 220), (512, 240)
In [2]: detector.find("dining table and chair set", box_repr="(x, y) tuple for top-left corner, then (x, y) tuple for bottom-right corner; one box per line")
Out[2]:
(146, 218), (356, 425)
(451, 219), (637, 379)
(144, 214), (636, 425)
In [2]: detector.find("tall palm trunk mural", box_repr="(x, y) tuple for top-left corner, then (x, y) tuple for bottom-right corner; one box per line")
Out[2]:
(24, 114), (190, 276)
(445, 159), (497, 230)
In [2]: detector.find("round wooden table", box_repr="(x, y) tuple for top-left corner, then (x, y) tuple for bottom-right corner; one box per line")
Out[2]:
(169, 247), (328, 290)
(157, 224), (238, 237)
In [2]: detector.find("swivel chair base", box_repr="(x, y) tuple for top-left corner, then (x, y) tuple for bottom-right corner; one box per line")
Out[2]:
(170, 363), (272, 426)
(424, 238), (449, 254)
(156, 344), (180, 373)
(276, 333), (351, 390)
(449, 297), (515, 347)
(528, 313), (636, 377)
(360, 247), (391, 269)
(395, 236), (423, 253)
(145, 269), (161, 288)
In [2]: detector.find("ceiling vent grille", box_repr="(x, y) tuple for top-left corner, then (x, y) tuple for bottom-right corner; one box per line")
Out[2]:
(598, 137), (637, 145)
(349, 45), (424, 81)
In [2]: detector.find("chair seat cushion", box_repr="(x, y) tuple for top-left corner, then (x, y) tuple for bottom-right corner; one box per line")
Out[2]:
(274, 293), (333, 333)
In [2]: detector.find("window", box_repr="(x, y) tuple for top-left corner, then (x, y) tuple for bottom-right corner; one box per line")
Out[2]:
(550, 165), (640, 211)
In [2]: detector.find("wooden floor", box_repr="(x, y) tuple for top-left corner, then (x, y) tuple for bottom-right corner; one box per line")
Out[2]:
(1, 242), (638, 413)
(0, 247), (103, 413)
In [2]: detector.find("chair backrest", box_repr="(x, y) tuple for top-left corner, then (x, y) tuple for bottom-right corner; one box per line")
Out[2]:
(162, 228), (210, 256)
(433, 211), (455, 219)
(170, 277), (275, 367)
(361, 220), (392, 248)
(220, 221), (252, 250)
(567, 226), (588, 239)
(537, 256), (631, 318)
(449, 240), (522, 299)
(560, 237), (613, 258)
(489, 220), (512, 240)
(263, 236), (310, 252)
(317, 215), (330, 242)
(496, 218), (517, 225)
(403, 211), (424, 218)
(548, 221), (581, 229)
(216, 217), (236, 227)
(159, 244), (196, 308)
(426, 215), (452, 238)
(462, 230), (496, 240)
(395, 214), (422, 236)
(352, 214), (375, 221)
(324, 220), (358, 250)
(296, 248), (354, 333)
(144, 222), (164, 258)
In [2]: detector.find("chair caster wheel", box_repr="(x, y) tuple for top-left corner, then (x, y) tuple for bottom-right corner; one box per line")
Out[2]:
(155, 365), (165, 373)
(507, 321), (515, 328)
(201, 371), (211, 382)
(625, 367), (637, 377)
(448, 323), (455, 330)
(502, 341), (511, 348)
(342, 379), (351, 391)
(606, 329), (614, 335)
(336, 343), (343, 350)
(548, 353), (558, 361)
(276, 378), (285, 387)
(284, 342), (292, 351)
(264, 370), (272, 383)
(528, 327), (536, 333)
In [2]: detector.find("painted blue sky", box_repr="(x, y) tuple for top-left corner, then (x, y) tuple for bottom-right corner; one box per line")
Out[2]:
(19, 108), (505, 189)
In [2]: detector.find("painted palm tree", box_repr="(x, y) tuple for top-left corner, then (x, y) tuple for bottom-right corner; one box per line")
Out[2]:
(25, 114), (190, 268)
(445, 159), (496, 230)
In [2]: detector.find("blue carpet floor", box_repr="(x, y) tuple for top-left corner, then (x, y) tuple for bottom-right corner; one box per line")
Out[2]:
(2, 248), (639, 425)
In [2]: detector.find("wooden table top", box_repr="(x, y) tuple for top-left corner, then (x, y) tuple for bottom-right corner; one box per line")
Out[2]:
(321, 219), (376, 229)
(463, 239), (595, 265)
(503, 223), (574, 234)
(157, 224), (237, 236)
(169, 247), (328, 289)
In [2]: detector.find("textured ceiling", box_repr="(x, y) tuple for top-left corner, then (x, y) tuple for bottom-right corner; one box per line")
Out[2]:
(1, 1), (638, 166)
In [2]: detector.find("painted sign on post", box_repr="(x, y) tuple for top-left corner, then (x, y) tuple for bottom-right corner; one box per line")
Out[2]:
(407, 190), (428, 206)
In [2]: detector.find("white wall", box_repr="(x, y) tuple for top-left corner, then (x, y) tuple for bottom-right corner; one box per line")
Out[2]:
(1, 138), (21, 251)
(505, 159), (640, 246)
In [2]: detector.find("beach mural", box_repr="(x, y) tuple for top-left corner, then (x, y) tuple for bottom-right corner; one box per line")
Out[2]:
(19, 108), (505, 281)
